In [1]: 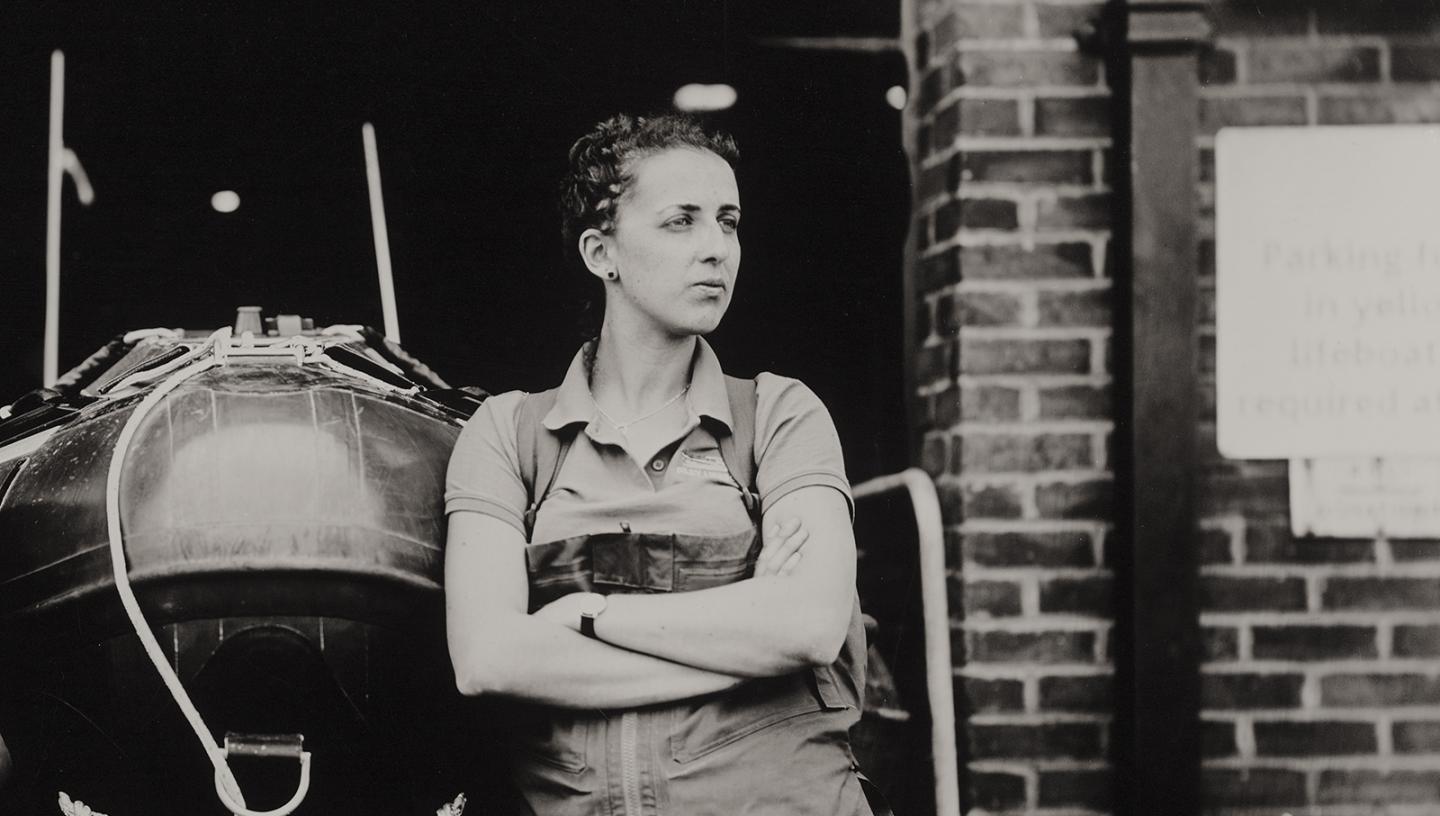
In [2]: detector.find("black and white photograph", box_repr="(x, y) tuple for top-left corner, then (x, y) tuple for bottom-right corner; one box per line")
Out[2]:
(4, 1), (1440, 815)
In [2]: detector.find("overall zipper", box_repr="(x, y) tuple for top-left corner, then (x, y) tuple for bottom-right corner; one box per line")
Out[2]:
(620, 710), (642, 814)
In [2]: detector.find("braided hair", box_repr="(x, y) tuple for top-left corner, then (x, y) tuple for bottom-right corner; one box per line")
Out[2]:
(559, 113), (740, 248)
(558, 113), (740, 338)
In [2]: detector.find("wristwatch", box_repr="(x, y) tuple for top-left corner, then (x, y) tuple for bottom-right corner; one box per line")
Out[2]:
(578, 593), (608, 639)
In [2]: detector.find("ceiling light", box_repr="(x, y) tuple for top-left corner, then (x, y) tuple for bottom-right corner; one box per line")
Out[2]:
(674, 84), (738, 112)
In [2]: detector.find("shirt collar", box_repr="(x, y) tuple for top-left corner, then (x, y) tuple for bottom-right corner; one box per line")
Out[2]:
(541, 337), (734, 434)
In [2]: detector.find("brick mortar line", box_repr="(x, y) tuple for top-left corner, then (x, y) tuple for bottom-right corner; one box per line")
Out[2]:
(960, 183), (1112, 197)
(1377, 714), (1394, 755)
(1201, 613), (1440, 625)
(1205, 664), (1440, 675)
(1236, 716), (1257, 759)
(956, 136), (1113, 151)
(1200, 563), (1440, 577)
(1301, 672), (1323, 709)
(957, 519), (1111, 535)
(947, 85), (1112, 100)
(913, 196), (953, 218)
(1236, 625), (1255, 660)
(1288, 809), (1440, 816)
(1214, 34), (1394, 49)
(914, 383), (957, 400)
(965, 760), (1111, 773)
(955, 471), (1113, 486)
(956, 420), (1114, 434)
(958, 618), (1113, 632)
(1202, 756), (1440, 769)
(946, 37), (1086, 51)
(956, 673), (1111, 687)
(1217, 33), (1440, 48)
(957, 664), (1113, 680)
(917, 138), (1116, 171)
(954, 278), (1113, 293)
(958, 374), (1112, 387)
(1207, 659), (1440, 672)
(956, 228), (1114, 244)
(1204, 710), (1440, 722)
(969, 712), (1113, 725)
(959, 566), (1112, 580)
(960, 326), (1110, 340)
(1198, 82), (1440, 101)
(1231, 40), (1250, 86)
(1283, 82), (1440, 98)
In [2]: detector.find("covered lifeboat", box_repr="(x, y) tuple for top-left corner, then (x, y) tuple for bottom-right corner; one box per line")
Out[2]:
(0, 312), (494, 815)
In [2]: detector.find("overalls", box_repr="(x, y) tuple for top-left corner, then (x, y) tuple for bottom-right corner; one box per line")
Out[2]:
(509, 510), (873, 814)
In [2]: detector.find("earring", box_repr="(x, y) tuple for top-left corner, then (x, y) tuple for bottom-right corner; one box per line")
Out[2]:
(606, 270), (618, 281)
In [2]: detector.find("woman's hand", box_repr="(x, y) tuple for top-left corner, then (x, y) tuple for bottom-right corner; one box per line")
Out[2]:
(755, 517), (808, 578)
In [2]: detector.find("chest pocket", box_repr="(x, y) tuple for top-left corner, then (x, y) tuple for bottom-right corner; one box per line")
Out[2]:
(671, 447), (739, 485)
(525, 529), (760, 611)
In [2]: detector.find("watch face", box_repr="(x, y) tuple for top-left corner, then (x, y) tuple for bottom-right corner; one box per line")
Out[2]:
(579, 594), (607, 617)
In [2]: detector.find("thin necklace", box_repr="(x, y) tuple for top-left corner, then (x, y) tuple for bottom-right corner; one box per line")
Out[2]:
(593, 385), (690, 435)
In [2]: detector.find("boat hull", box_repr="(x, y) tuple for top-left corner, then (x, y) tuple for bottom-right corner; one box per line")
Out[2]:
(0, 336), (501, 814)
(0, 362), (459, 650)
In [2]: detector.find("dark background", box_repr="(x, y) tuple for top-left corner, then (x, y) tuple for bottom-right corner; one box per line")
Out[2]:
(0, 0), (911, 481)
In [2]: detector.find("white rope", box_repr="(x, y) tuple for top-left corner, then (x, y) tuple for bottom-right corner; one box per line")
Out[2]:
(104, 328), (312, 816)
(121, 328), (181, 345)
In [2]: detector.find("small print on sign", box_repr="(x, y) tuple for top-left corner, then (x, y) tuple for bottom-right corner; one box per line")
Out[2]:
(1216, 125), (1440, 458)
(1289, 457), (1440, 538)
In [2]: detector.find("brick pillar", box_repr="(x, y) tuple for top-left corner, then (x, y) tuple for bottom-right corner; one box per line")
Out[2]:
(905, 0), (1116, 812)
(1195, 2), (1440, 812)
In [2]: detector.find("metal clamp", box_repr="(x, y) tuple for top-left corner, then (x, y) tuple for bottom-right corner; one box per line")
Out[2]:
(212, 733), (312, 816)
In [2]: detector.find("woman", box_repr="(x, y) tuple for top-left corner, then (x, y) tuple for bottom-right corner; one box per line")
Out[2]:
(444, 113), (873, 815)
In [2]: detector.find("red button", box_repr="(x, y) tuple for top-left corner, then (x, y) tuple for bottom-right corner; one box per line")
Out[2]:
(650, 459), (666, 471)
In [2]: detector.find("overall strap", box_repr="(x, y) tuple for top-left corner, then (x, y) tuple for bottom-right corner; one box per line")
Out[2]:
(719, 376), (760, 517)
(516, 389), (574, 541)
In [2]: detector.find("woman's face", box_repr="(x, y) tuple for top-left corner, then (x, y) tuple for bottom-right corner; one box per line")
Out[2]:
(604, 147), (741, 339)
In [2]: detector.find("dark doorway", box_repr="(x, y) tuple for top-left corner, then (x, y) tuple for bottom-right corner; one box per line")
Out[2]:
(0, 2), (908, 479)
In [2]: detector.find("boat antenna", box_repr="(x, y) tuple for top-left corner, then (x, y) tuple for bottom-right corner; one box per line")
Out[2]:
(362, 122), (400, 343)
(44, 49), (95, 388)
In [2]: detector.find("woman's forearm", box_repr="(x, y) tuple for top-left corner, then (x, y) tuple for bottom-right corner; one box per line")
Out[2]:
(452, 610), (745, 708)
(584, 489), (859, 676)
(591, 575), (849, 677)
(444, 514), (744, 709)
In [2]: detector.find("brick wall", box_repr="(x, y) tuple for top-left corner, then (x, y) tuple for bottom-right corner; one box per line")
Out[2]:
(908, 0), (1116, 812)
(1196, 3), (1440, 812)
(907, 0), (1440, 813)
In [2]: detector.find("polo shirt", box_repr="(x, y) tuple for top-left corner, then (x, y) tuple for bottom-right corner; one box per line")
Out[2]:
(444, 338), (852, 544)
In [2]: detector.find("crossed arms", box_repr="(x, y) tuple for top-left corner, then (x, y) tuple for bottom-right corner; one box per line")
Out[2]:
(443, 485), (855, 710)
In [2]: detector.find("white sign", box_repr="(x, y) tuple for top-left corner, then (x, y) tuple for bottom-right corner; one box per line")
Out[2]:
(1216, 125), (1440, 457)
(1290, 458), (1440, 538)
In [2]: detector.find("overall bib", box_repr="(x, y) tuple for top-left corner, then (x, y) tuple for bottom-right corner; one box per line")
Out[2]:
(509, 525), (873, 816)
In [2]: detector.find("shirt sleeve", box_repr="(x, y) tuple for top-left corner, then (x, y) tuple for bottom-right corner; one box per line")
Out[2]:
(752, 373), (854, 521)
(444, 390), (530, 538)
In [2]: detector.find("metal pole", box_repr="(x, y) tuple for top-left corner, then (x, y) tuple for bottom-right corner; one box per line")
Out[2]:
(44, 50), (65, 387)
(362, 122), (400, 344)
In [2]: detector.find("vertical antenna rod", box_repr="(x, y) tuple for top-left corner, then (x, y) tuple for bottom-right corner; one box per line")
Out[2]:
(44, 51), (65, 387)
(42, 49), (94, 388)
(362, 122), (400, 343)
